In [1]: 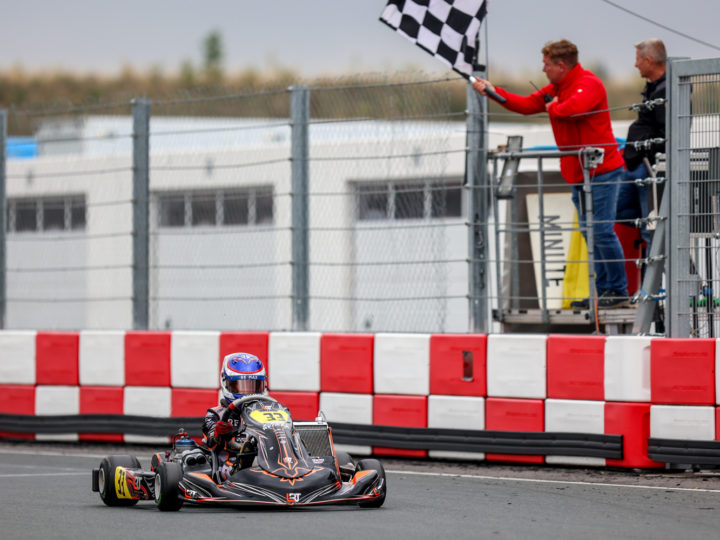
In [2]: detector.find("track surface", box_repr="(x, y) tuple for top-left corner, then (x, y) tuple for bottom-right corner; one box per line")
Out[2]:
(1, 442), (719, 540)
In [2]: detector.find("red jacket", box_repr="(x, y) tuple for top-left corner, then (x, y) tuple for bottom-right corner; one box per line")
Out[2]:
(494, 63), (624, 183)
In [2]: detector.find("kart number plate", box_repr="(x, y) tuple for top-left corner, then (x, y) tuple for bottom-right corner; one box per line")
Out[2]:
(250, 410), (290, 424)
(114, 467), (133, 499)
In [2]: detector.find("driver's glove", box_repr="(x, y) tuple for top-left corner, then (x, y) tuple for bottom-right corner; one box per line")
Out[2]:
(214, 420), (233, 442)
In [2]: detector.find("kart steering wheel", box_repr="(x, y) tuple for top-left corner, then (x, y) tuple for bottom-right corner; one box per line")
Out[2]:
(220, 395), (279, 453)
(220, 394), (279, 423)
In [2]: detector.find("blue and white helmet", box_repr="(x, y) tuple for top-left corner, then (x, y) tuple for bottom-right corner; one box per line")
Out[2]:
(220, 352), (267, 403)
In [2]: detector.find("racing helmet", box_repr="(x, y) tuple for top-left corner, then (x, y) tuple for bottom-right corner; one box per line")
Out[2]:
(220, 352), (267, 403)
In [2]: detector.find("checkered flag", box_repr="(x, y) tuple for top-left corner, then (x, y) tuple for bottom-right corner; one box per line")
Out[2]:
(380, 0), (488, 77)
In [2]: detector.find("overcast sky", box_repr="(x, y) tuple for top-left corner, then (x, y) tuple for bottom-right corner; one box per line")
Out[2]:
(2, 0), (719, 81)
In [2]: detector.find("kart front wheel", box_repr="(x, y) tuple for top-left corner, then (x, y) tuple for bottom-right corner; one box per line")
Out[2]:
(154, 461), (184, 511)
(356, 458), (386, 508)
(98, 455), (141, 507)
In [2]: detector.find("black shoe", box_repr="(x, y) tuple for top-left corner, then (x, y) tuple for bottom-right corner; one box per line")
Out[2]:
(598, 290), (630, 309)
(570, 297), (590, 309)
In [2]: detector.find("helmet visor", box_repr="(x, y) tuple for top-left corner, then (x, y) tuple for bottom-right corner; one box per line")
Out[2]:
(227, 378), (264, 396)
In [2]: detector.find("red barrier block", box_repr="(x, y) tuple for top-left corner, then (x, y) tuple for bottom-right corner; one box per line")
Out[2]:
(269, 391), (319, 422)
(219, 332), (270, 386)
(485, 398), (544, 464)
(547, 334), (605, 400)
(430, 334), (486, 397)
(171, 388), (218, 417)
(124, 332), (171, 387)
(605, 402), (662, 468)
(717, 408), (720, 441)
(79, 386), (124, 442)
(0, 385), (35, 440)
(320, 334), (373, 394)
(372, 394), (427, 458)
(651, 338), (716, 405)
(36, 331), (79, 386)
(614, 223), (645, 296)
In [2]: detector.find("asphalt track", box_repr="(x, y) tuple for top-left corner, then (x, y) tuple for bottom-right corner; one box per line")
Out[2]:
(1, 443), (719, 540)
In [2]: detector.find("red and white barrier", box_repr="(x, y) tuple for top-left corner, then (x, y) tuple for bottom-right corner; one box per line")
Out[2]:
(35, 385), (79, 442)
(267, 332), (321, 391)
(487, 334), (547, 399)
(604, 336), (651, 402)
(0, 331), (36, 384)
(373, 333), (430, 395)
(1, 329), (719, 468)
(545, 399), (605, 466)
(170, 331), (220, 389)
(428, 395), (485, 461)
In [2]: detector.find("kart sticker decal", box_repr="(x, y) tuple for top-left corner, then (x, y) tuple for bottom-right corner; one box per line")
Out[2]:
(114, 467), (132, 499)
(250, 410), (289, 424)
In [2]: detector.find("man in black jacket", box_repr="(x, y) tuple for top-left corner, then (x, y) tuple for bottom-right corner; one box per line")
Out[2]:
(617, 38), (667, 251)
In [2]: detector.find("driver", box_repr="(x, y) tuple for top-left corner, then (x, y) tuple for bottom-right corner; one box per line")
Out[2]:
(202, 352), (267, 481)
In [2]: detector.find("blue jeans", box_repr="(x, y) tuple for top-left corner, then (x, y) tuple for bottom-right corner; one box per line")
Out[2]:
(616, 163), (652, 249)
(571, 167), (628, 296)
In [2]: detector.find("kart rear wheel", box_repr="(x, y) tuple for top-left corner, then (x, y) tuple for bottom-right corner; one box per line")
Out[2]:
(154, 461), (184, 511)
(98, 455), (142, 507)
(356, 458), (386, 508)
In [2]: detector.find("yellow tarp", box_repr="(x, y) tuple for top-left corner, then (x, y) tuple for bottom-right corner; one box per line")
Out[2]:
(561, 212), (589, 309)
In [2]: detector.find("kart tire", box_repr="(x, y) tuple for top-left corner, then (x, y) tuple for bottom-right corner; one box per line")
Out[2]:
(98, 455), (142, 507)
(154, 461), (184, 511)
(356, 458), (386, 508)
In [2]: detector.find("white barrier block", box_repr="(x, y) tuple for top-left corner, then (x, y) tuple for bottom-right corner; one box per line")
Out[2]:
(428, 395), (485, 461)
(171, 331), (220, 389)
(486, 334), (547, 398)
(0, 331), (36, 385)
(35, 385), (79, 441)
(268, 332), (321, 391)
(320, 392), (373, 456)
(545, 399), (605, 466)
(604, 336), (651, 402)
(124, 386), (171, 444)
(373, 333), (430, 395)
(79, 330), (125, 386)
(650, 405), (715, 441)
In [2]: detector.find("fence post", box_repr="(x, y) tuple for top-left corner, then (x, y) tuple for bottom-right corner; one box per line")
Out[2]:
(290, 86), (310, 331)
(0, 110), (6, 329)
(466, 74), (489, 333)
(132, 98), (150, 330)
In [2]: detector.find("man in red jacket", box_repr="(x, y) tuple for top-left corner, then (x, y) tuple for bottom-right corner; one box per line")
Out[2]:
(472, 39), (629, 309)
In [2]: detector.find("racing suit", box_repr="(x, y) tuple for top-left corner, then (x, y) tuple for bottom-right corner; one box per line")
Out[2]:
(202, 403), (253, 481)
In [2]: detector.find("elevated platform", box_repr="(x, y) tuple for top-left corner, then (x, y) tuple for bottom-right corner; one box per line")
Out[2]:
(496, 308), (639, 335)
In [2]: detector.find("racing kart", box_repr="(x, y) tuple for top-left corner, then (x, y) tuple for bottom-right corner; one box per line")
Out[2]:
(91, 395), (386, 510)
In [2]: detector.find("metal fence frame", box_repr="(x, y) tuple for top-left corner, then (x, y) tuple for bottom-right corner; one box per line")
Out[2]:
(666, 57), (720, 337)
(0, 80), (480, 333)
(3, 60), (719, 337)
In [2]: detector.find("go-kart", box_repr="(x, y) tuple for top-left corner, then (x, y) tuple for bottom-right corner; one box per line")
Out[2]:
(91, 395), (386, 510)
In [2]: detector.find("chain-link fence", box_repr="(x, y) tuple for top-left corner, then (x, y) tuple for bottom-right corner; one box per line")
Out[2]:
(1, 77), (475, 333)
(4, 102), (135, 329)
(3, 63), (718, 337)
(666, 58), (720, 337)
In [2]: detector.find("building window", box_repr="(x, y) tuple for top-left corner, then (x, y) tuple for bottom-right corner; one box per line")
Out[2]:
(191, 192), (217, 226)
(356, 180), (462, 221)
(160, 195), (186, 227)
(357, 185), (389, 220)
(394, 183), (425, 220)
(7, 196), (86, 233)
(157, 187), (274, 228)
